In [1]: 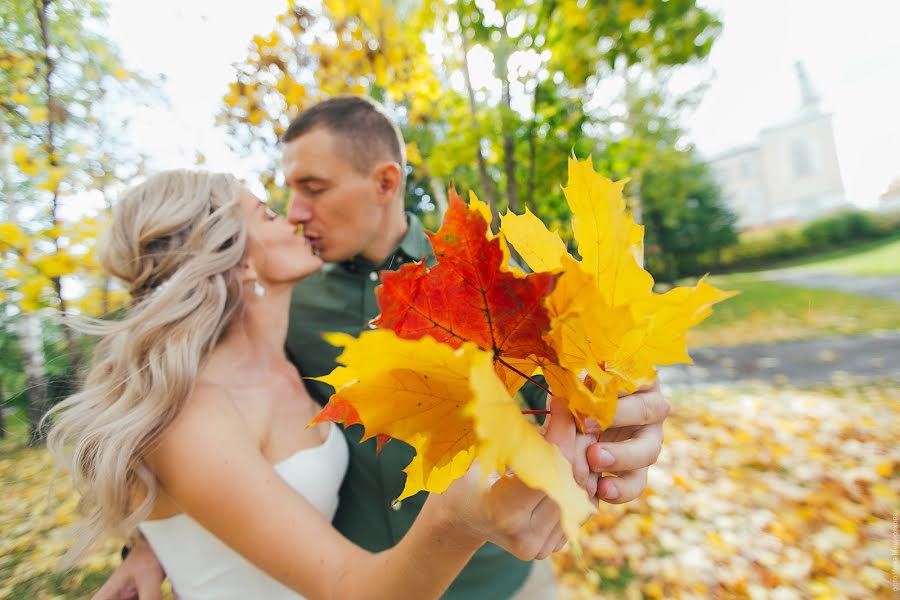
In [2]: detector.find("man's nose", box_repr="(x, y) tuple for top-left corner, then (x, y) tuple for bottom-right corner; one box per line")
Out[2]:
(287, 196), (312, 225)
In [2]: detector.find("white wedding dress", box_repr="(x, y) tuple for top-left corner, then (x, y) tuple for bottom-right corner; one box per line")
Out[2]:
(139, 423), (349, 600)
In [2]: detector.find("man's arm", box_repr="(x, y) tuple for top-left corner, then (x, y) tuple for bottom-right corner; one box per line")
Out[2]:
(93, 535), (164, 600)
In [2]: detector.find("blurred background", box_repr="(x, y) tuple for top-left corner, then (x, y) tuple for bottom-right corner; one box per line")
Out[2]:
(1, 1), (897, 598)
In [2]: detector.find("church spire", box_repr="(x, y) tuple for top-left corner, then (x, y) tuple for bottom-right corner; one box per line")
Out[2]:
(794, 61), (821, 114)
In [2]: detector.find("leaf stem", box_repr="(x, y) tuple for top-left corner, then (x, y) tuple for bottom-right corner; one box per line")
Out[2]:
(496, 357), (552, 396)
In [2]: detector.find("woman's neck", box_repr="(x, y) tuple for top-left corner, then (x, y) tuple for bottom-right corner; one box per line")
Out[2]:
(205, 282), (294, 380)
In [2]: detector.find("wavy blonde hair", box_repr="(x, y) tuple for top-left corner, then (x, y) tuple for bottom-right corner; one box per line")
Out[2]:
(45, 170), (248, 565)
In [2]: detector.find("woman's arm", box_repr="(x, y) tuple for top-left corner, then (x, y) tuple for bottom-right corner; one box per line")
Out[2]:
(147, 387), (489, 600)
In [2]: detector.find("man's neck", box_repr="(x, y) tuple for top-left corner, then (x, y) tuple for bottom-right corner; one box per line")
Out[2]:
(359, 206), (408, 266)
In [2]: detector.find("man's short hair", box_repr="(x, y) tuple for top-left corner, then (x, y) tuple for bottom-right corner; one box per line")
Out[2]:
(282, 95), (406, 176)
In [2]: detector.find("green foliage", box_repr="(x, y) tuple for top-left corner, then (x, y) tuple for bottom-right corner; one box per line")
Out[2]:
(802, 211), (882, 251)
(717, 211), (900, 272)
(640, 148), (737, 283)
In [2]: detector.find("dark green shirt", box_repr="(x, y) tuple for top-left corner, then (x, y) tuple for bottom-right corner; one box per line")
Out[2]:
(286, 214), (536, 599)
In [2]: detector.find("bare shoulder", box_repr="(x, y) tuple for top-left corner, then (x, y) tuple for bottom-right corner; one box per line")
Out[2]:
(145, 383), (256, 475)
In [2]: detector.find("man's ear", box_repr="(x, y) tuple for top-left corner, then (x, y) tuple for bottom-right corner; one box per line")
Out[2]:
(372, 161), (403, 205)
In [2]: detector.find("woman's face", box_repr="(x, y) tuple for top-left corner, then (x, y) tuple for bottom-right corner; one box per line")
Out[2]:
(239, 189), (323, 286)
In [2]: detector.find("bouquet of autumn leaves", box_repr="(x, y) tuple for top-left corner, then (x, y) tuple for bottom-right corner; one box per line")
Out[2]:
(311, 157), (735, 550)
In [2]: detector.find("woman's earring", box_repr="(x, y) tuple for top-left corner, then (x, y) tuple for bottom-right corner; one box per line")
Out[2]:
(254, 281), (266, 297)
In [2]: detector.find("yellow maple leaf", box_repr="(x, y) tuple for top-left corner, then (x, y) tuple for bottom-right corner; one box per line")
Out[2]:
(500, 208), (567, 273)
(563, 156), (654, 307)
(314, 329), (593, 549)
(610, 279), (739, 386)
(315, 330), (480, 500)
(466, 351), (595, 549)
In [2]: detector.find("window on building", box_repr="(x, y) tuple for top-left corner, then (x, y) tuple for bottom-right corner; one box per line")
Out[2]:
(791, 140), (814, 177)
(739, 158), (754, 178)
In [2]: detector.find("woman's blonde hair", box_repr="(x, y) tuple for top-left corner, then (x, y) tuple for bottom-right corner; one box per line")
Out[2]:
(45, 169), (247, 565)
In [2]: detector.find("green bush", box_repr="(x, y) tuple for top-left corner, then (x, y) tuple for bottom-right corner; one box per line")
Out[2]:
(715, 210), (899, 271)
(802, 211), (879, 250)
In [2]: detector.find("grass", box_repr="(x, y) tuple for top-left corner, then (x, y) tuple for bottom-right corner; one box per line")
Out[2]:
(0, 408), (31, 453)
(688, 273), (900, 347)
(757, 232), (900, 275)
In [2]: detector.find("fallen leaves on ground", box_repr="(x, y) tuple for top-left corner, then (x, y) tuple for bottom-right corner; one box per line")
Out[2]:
(0, 431), (121, 599)
(553, 383), (899, 599)
(3, 382), (895, 598)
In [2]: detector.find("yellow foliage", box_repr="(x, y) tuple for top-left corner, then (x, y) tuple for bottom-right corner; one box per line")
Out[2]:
(0, 222), (30, 253)
(30, 106), (49, 123)
(405, 141), (422, 167)
(35, 252), (79, 278)
(19, 275), (52, 312)
(75, 286), (129, 317)
(38, 166), (67, 192)
(12, 145), (41, 176)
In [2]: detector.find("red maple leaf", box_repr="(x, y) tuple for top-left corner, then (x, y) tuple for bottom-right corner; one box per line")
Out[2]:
(374, 188), (558, 373)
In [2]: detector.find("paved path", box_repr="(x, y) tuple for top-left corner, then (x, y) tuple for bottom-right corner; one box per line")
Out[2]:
(759, 267), (900, 302)
(659, 331), (900, 388)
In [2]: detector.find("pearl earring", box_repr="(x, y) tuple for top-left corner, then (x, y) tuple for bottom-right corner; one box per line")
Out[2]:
(254, 281), (266, 297)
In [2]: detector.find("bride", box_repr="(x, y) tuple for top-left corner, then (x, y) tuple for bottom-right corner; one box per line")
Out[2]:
(46, 170), (579, 599)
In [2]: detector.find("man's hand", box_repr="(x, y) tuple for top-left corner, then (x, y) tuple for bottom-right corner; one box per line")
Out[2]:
(585, 380), (670, 504)
(92, 535), (165, 600)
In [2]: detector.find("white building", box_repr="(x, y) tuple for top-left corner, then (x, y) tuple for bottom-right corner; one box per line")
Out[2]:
(877, 178), (900, 213)
(709, 63), (850, 231)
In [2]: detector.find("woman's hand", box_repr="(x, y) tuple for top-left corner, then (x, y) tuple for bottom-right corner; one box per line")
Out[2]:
(434, 397), (587, 560)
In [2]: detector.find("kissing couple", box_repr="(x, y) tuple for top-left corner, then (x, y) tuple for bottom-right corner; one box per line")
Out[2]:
(48, 95), (670, 600)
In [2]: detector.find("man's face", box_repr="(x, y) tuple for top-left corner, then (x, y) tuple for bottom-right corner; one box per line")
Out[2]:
(282, 127), (384, 263)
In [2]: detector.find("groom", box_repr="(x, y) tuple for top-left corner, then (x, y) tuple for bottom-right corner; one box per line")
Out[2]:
(97, 95), (669, 599)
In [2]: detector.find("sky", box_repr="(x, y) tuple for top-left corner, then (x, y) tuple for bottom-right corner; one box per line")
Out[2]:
(103, 0), (900, 210)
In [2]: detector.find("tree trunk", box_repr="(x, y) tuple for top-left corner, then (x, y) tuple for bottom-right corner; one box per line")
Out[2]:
(429, 176), (448, 219)
(457, 10), (499, 226)
(2, 120), (49, 446)
(37, 0), (83, 377)
(525, 83), (540, 215)
(0, 376), (6, 439)
(497, 55), (520, 215)
(19, 314), (49, 446)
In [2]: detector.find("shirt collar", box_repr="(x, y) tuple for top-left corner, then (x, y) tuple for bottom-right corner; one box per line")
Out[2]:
(394, 212), (430, 264)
